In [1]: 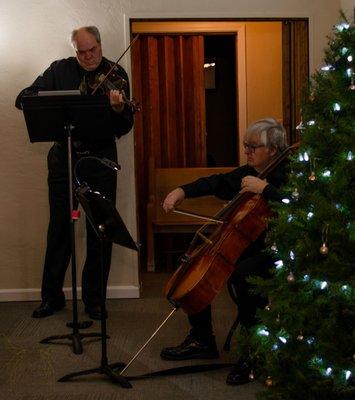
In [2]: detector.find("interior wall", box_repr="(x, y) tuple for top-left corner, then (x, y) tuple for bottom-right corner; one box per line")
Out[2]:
(246, 22), (283, 126)
(0, 0), (341, 300)
(0, 0), (139, 301)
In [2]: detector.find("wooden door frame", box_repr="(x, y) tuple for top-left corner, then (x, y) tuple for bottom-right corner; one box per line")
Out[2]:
(131, 21), (247, 163)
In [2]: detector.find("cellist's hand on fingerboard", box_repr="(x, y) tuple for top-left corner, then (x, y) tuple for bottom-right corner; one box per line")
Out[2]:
(240, 176), (268, 194)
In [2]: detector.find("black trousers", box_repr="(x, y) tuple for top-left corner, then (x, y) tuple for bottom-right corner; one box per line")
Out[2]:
(41, 142), (117, 307)
(188, 248), (273, 342)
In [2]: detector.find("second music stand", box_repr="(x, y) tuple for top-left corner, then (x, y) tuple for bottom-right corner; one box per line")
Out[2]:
(59, 182), (138, 388)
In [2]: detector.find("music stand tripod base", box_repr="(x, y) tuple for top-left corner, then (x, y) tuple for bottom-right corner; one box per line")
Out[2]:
(58, 362), (132, 388)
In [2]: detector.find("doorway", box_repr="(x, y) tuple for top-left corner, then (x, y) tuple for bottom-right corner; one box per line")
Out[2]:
(204, 35), (237, 166)
(130, 19), (308, 271)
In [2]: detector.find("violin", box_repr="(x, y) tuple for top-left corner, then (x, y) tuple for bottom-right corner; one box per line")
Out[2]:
(84, 60), (140, 113)
(80, 34), (140, 113)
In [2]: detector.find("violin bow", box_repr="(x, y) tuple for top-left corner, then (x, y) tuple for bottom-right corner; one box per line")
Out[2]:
(92, 34), (140, 95)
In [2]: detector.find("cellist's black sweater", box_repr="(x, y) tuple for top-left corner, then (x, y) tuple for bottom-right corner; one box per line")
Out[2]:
(181, 161), (289, 203)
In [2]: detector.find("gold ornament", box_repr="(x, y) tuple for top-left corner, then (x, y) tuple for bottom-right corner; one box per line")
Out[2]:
(287, 272), (295, 283)
(265, 377), (273, 387)
(320, 243), (329, 255)
(292, 188), (300, 200)
(320, 224), (329, 255)
(271, 243), (278, 252)
(297, 334), (304, 341)
(309, 172), (316, 181)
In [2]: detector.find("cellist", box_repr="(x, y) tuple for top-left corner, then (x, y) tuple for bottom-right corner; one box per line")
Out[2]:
(160, 118), (289, 385)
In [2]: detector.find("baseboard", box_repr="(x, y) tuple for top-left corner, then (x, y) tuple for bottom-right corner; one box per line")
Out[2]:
(0, 285), (140, 302)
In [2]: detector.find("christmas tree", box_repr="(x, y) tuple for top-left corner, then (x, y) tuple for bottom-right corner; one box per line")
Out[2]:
(248, 14), (354, 400)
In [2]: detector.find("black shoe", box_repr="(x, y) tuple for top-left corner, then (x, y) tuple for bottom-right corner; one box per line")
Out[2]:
(226, 359), (256, 385)
(32, 300), (65, 318)
(85, 305), (107, 320)
(160, 335), (219, 361)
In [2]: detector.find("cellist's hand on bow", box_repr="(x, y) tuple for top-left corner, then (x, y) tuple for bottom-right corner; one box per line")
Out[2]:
(110, 89), (125, 113)
(240, 176), (268, 194)
(162, 188), (186, 213)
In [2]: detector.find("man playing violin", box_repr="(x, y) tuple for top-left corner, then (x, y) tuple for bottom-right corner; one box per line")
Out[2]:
(15, 26), (134, 320)
(160, 118), (288, 385)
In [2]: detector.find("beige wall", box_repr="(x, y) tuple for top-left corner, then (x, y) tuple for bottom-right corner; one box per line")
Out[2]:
(246, 22), (283, 126)
(0, 0), (341, 301)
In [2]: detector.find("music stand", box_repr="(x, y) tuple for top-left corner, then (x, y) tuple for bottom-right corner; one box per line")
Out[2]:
(21, 93), (114, 355)
(58, 185), (138, 388)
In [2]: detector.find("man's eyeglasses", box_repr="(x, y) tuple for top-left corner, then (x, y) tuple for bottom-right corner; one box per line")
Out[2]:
(243, 141), (265, 153)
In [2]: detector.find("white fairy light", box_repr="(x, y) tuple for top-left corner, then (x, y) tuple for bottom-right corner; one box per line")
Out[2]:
(341, 47), (348, 55)
(272, 344), (279, 351)
(288, 214), (294, 222)
(320, 281), (328, 290)
(333, 103), (341, 111)
(307, 120), (315, 126)
(275, 260), (284, 270)
(282, 198), (290, 204)
(303, 152), (309, 161)
(335, 22), (350, 31)
(347, 151), (353, 161)
(341, 285), (350, 293)
(298, 153), (304, 162)
(258, 328), (270, 337)
(307, 337), (315, 345)
(322, 170), (331, 177)
(345, 370), (352, 380)
(347, 55), (353, 62)
(321, 65), (334, 71)
(278, 336), (287, 344)
(324, 367), (333, 376)
(346, 68), (352, 77)
(307, 212), (314, 220)
(289, 250), (295, 260)
(303, 274), (310, 282)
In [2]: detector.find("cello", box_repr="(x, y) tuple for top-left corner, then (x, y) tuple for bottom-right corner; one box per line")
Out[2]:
(120, 141), (299, 376)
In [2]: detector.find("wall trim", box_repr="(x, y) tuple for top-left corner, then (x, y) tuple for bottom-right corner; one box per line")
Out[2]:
(0, 285), (140, 302)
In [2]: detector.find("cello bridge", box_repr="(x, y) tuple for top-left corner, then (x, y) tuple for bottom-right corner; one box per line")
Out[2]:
(196, 231), (212, 244)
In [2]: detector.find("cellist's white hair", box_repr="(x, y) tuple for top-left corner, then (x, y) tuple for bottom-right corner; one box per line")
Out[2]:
(245, 118), (288, 153)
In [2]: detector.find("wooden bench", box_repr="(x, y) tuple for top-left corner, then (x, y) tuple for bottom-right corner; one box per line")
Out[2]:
(146, 158), (234, 271)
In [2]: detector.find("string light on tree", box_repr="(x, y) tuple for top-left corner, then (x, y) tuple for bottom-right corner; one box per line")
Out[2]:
(248, 16), (354, 399)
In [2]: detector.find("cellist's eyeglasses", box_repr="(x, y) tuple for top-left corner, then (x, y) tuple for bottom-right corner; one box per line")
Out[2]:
(243, 141), (265, 153)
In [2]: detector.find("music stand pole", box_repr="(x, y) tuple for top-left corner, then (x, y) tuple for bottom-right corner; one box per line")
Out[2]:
(40, 124), (102, 354)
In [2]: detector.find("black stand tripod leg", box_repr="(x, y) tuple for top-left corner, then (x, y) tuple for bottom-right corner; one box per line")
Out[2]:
(58, 362), (131, 388)
(223, 315), (240, 351)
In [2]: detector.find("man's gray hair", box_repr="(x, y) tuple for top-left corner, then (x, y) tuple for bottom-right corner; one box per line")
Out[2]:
(71, 26), (101, 45)
(245, 118), (288, 152)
